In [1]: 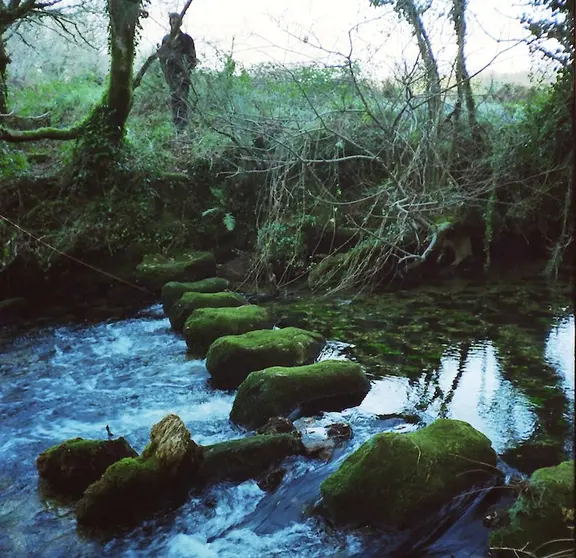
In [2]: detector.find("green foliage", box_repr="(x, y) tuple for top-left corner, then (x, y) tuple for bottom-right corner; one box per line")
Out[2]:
(10, 75), (104, 127)
(0, 143), (28, 176)
(490, 73), (572, 233)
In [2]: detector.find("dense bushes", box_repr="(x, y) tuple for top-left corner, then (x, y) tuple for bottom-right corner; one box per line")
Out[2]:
(0, 39), (572, 292)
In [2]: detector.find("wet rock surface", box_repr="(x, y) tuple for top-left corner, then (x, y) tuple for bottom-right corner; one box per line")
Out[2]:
(206, 327), (326, 389)
(320, 419), (498, 528)
(36, 437), (137, 499)
(230, 360), (370, 429)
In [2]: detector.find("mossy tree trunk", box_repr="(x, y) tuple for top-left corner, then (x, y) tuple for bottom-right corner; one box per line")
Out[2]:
(450, 0), (479, 139)
(395, 0), (441, 124)
(71, 0), (143, 187)
(0, 30), (8, 115)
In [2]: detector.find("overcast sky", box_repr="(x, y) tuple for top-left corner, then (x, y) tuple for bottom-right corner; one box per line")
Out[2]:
(138, 0), (538, 79)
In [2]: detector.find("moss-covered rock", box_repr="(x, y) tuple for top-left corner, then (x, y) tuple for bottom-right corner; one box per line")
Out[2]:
(183, 305), (273, 357)
(307, 253), (348, 290)
(198, 434), (303, 485)
(230, 360), (370, 429)
(76, 414), (203, 528)
(206, 327), (326, 389)
(36, 437), (137, 498)
(320, 419), (498, 528)
(169, 291), (248, 332)
(135, 251), (216, 291)
(161, 278), (231, 314)
(489, 460), (574, 557)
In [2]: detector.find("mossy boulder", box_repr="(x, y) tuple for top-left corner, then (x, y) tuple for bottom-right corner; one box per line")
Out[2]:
(489, 460), (574, 557)
(183, 305), (273, 357)
(320, 419), (498, 528)
(76, 414), (203, 527)
(135, 251), (216, 291)
(307, 253), (348, 290)
(230, 360), (370, 429)
(169, 291), (248, 332)
(206, 327), (326, 389)
(36, 437), (137, 498)
(161, 278), (230, 314)
(198, 434), (303, 485)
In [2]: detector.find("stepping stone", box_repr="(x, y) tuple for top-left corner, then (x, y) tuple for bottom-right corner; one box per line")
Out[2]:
(206, 327), (326, 389)
(230, 359), (370, 429)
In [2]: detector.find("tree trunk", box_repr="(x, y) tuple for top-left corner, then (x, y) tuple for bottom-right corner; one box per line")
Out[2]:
(71, 0), (142, 187)
(450, 0), (478, 134)
(395, 0), (441, 124)
(0, 30), (8, 115)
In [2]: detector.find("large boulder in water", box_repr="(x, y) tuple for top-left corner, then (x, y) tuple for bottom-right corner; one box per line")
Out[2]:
(36, 437), (137, 498)
(183, 305), (273, 357)
(206, 327), (326, 389)
(230, 360), (370, 429)
(135, 251), (216, 291)
(320, 419), (497, 528)
(76, 414), (203, 528)
(489, 460), (574, 557)
(161, 278), (230, 314)
(198, 434), (303, 486)
(169, 291), (248, 332)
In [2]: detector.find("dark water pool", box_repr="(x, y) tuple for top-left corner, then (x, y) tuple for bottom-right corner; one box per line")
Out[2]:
(0, 276), (573, 557)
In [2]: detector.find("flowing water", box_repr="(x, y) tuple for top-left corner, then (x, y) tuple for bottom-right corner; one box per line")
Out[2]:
(0, 276), (573, 557)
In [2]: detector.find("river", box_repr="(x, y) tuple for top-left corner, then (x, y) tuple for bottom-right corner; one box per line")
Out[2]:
(0, 276), (573, 557)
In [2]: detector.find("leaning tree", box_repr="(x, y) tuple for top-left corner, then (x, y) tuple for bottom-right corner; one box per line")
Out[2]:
(0, 0), (194, 188)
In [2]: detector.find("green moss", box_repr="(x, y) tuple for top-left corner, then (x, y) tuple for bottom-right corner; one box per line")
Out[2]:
(183, 305), (273, 357)
(199, 434), (303, 485)
(75, 455), (163, 526)
(307, 253), (348, 290)
(320, 419), (497, 528)
(230, 360), (370, 429)
(36, 437), (137, 499)
(161, 278), (230, 313)
(135, 251), (216, 291)
(206, 327), (326, 389)
(489, 460), (574, 556)
(169, 291), (248, 332)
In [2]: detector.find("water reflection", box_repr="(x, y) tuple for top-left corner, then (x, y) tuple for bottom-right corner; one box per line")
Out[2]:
(545, 315), (575, 396)
(358, 341), (537, 453)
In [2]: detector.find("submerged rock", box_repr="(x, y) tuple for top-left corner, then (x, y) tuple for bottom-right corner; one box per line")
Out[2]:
(183, 305), (273, 357)
(489, 460), (574, 557)
(326, 423), (353, 443)
(135, 251), (216, 291)
(76, 414), (203, 528)
(198, 434), (303, 486)
(206, 327), (326, 389)
(36, 437), (137, 499)
(169, 291), (248, 332)
(230, 360), (370, 429)
(501, 437), (568, 475)
(256, 417), (298, 436)
(320, 419), (498, 528)
(161, 278), (230, 314)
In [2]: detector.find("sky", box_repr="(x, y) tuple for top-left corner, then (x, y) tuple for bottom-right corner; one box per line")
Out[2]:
(138, 0), (541, 81)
